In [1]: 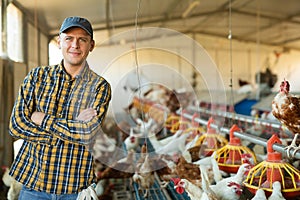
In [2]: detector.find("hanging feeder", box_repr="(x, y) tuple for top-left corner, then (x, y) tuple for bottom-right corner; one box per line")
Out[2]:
(243, 134), (300, 199)
(164, 114), (180, 130)
(169, 110), (190, 133)
(192, 117), (228, 157)
(214, 124), (257, 173)
(183, 113), (205, 136)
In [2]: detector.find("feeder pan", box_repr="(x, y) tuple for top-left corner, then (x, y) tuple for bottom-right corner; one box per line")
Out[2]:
(243, 134), (300, 199)
(169, 110), (190, 133)
(214, 124), (257, 173)
(164, 114), (180, 130)
(194, 117), (228, 157)
(183, 113), (205, 143)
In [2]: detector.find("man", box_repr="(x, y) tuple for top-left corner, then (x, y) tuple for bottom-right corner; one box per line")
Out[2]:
(8, 16), (111, 199)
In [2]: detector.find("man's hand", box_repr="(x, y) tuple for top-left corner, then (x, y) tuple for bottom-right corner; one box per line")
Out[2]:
(76, 108), (97, 122)
(31, 111), (46, 126)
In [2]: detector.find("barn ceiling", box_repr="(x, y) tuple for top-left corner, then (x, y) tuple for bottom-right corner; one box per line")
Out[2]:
(13, 0), (300, 50)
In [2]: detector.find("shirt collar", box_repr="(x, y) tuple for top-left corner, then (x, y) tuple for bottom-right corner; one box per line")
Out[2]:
(58, 60), (91, 81)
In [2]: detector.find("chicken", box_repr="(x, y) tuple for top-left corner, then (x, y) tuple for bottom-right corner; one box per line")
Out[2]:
(132, 154), (155, 198)
(2, 139), (24, 200)
(272, 79), (300, 157)
(77, 183), (98, 200)
(268, 181), (286, 200)
(193, 151), (223, 184)
(97, 150), (135, 179)
(124, 127), (140, 152)
(151, 154), (176, 187)
(171, 165), (219, 200)
(251, 188), (267, 200)
(93, 133), (116, 161)
(154, 131), (192, 162)
(175, 155), (202, 185)
(172, 178), (204, 200)
(199, 164), (218, 200)
(209, 163), (250, 200)
(210, 181), (243, 200)
(2, 166), (22, 200)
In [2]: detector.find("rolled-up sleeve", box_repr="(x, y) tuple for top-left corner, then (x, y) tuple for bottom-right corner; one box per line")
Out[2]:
(9, 70), (54, 143)
(41, 80), (111, 145)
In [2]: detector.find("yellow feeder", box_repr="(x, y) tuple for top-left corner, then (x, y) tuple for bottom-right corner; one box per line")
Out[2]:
(194, 117), (228, 157)
(214, 124), (257, 173)
(243, 134), (300, 199)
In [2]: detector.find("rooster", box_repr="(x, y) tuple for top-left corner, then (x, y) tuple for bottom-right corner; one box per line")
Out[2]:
(272, 79), (300, 157)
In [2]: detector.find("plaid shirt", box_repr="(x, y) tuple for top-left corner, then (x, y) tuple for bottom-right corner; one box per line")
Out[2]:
(9, 61), (111, 194)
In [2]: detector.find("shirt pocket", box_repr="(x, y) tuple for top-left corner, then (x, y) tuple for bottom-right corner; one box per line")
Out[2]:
(35, 79), (57, 114)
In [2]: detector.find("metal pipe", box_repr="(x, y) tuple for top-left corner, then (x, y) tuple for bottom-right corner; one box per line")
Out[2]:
(189, 105), (283, 129)
(177, 109), (300, 160)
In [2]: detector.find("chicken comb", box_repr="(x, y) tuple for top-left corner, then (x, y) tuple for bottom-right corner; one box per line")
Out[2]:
(227, 181), (240, 188)
(171, 177), (181, 185)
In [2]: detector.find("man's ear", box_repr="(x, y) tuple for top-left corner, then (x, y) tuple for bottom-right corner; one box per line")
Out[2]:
(90, 40), (95, 52)
(57, 35), (61, 49)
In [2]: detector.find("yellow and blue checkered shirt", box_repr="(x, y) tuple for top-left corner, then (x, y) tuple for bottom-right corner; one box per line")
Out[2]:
(9, 62), (111, 194)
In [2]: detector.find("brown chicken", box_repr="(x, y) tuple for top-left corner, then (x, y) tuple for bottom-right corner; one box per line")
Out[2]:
(97, 150), (135, 180)
(175, 155), (202, 186)
(272, 79), (300, 157)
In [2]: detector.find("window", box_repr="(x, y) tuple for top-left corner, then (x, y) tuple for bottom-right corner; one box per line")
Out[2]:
(7, 3), (23, 62)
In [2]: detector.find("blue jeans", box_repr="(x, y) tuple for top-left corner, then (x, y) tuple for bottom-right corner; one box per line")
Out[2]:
(18, 186), (78, 200)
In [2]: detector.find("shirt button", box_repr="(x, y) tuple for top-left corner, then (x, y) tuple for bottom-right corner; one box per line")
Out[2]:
(44, 161), (47, 164)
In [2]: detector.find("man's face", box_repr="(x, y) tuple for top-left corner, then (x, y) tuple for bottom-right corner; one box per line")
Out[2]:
(58, 27), (94, 68)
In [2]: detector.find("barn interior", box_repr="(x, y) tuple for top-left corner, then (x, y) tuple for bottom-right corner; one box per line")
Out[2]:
(1, 0), (300, 199)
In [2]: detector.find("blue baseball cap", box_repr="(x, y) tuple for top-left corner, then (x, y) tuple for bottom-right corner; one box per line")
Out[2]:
(59, 16), (93, 39)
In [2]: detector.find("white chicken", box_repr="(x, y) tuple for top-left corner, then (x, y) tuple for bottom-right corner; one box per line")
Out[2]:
(154, 131), (192, 162)
(209, 163), (250, 200)
(124, 127), (140, 151)
(172, 178), (204, 200)
(268, 181), (286, 200)
(2, 139), (23, 200)
(193, 151), (223, 184)
(93, 133), (116, 161)
(210, 181), (243, 200)
(251, 188), (267, 200)
(199, 165), (218, 200)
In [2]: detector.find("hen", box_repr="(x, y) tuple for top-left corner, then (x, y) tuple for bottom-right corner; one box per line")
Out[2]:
(251, 188), (267, 200)
(268, 181), (286, 200)
(132, 154), (155, 198)
(97, 150), (135, 180)
(172, 177), (203, 200)
(209, 163), (250, 200)
(272, 80), (300, 157)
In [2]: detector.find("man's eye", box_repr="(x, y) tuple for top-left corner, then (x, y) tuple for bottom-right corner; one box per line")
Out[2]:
(79, 38), (87, 42)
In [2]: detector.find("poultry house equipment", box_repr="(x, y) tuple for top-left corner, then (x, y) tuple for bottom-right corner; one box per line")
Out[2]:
(214, 124), (257, 173)
(193, 117), (228, 157)
(164, 113), (180, 131)
(169, 110), (191, 134)
(182, 113), (205, 135)
(243, 134), (300, 199)
(131, 137), (191, 200)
